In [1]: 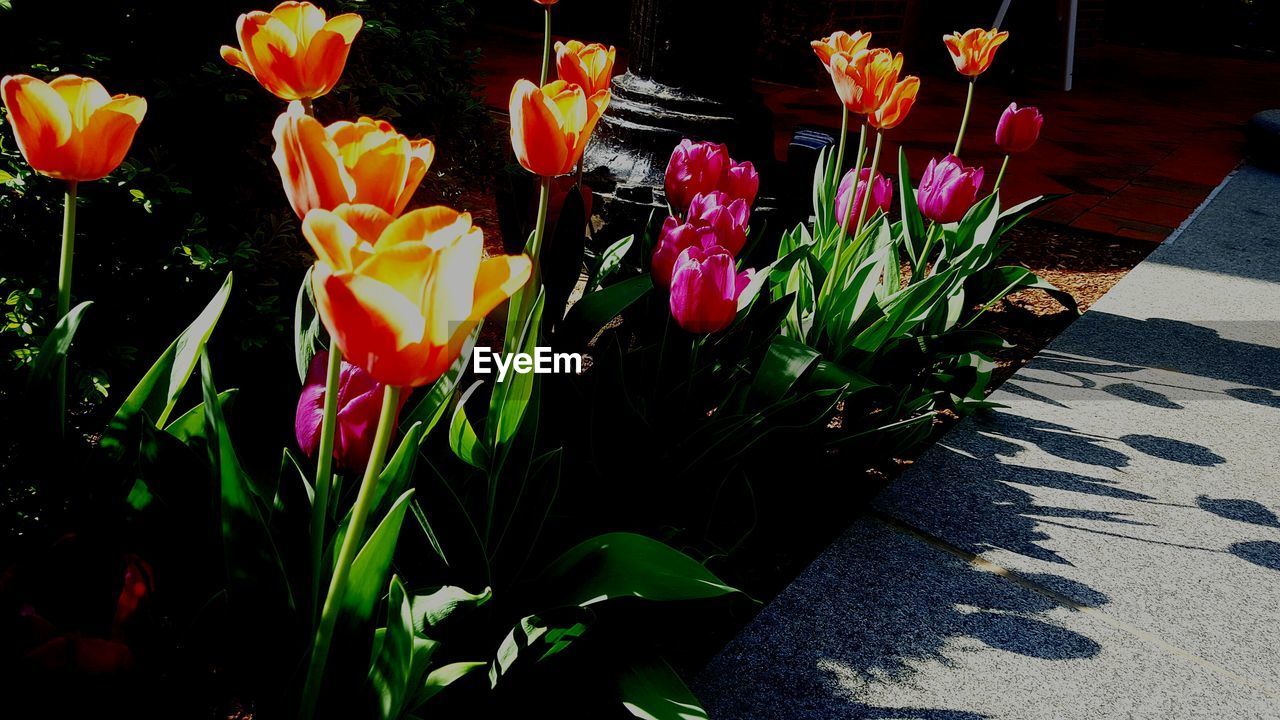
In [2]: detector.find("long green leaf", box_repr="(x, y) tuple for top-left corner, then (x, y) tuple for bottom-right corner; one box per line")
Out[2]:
(563, 274), (652, 341)
(344, 489), (415, 622)
(294, 267), (324, 384)
(27, 300), (92, 390)
(487, 288), (545, 450)
(619, 656), (709, 720)
(748, 335), (821, 406)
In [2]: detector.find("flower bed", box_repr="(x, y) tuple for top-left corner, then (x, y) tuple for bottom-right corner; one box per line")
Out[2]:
(1, 2), (1087, 718)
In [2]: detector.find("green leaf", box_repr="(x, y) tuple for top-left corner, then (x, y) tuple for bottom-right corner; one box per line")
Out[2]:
(370, 576), (418, 720)
(448, 381), (488, 469)
(343, 489), (415, 622)
(748, 335), (821, 406)
(486, 288), (545, 450)
(294, 267), (324, 383)
(563, 274), (652, 342)
(897, 148), (927, 269)
(539, 532), (739, 608)
(590, 234), (635, 292)
(163, 389), (238, 444)
(414, 662), (486, 707)
(618, 656), (709, 720)
(26, 300), (91, 391)
(968, 266), (1078, 321)
(543, 182), (588, 327)
(106, 273), (233, 447)
(410, 585), (492, 634)
(371, 422), (425, 517)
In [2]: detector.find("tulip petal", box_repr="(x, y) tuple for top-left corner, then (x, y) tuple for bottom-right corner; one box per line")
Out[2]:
(270, 1), (326, 41)
(470, 255), (533, 321)
(75, 95), (146, 180)
(302, 14), (362, 96)
(510, 79), (569, 177)
(272, 102), (355, 217)
(318, 268), (427, 356)
(302, 209), (362, 272)
(422, 226), (484, 346)
(2, 75), (73, 175)
(332, 203), (395, 245)
(220, 45), (254, 75)
(49, 75), (111, 129)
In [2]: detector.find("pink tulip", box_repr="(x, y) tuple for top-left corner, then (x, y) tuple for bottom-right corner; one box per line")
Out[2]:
(669, 245), (753, 334)
(651, 216), (719, 288)
(723, 160), (760, 206)
(296, 351), (401, 472)
(916, 154), (985, 224)
(995, 102), (1044, 154)
(687, 190), (750, 256)
(835, 168), (894, 230)
(664, 139), (730, 211)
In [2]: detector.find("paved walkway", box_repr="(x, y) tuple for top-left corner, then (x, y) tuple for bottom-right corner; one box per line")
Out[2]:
(694, 163), (1280, 718)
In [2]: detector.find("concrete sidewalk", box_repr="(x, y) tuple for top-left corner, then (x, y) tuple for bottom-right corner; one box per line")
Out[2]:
(695, 164), (1280, 719)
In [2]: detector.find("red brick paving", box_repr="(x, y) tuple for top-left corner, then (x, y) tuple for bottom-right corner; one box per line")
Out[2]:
(474, 27), (1278, 243)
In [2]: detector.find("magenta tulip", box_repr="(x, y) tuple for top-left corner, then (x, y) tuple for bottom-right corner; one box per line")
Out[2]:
(916, 154), (985, 224)
(686, 190), (750, 255)
(651, 215), (718, 288)
(664, 139), (730, 211)
(995, 102), (1044, 154)
(723, 160), (760, 206)
(296, 351), (400, 472)
(669, 245), (753, 334)
(836, 168), (894, 230)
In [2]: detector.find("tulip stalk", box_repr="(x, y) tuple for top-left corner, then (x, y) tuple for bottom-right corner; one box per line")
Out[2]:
(301, 384), (402, 720)
(308, 344), (344, 621)
(540, 7), (552, 85)
(993, 154), (1010, 194)
(55, 181), (78, 436)
(953, 79), (975, 156)
(834, 107), (849, 180)
(838, 123), (867, 244)
(853, 132), (885, 239)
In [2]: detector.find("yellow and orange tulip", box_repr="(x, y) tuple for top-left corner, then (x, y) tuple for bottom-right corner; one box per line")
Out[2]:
(943, 28), (1009, 77)
(272, 101), (435, 218)
(827, 48), (903, 117)
(555, 40), (617, 98)
(509, 79), (610, 177)
(220, 1), (362, 101)
(303, 204), (531, 388)
(869, 76), (920, 131)
(1, 74), (146, 182)
(810, 30), (872, 68)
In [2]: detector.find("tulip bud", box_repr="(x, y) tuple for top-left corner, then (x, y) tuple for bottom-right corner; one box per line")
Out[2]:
(651, 216), (717, 288)
(995, 102), (1044, 154)
(686, 191), (750, 256)
(669, 246), (753, 334)
(836, 168), (894, 230)
(943, 28), (1009, 78)
(916, 154), (985, 224)
(296, 351), (400, 472)
(555, 40), (617, 97)
(664, 139), (730, 211)
(723, 160), (760, 206)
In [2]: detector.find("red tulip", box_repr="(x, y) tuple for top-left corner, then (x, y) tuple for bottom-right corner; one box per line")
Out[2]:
(995, 102), (1044, 153)
(664, 139), (729, 211)
(669, 246), (752, 334)
(651, 216), (717, 288)
(917, 154), (985, 224)
(296, 351), (406, 472)
(686, 190), (750, 256)
(835, 168), (893, 230)
(723, 160), (760, 206)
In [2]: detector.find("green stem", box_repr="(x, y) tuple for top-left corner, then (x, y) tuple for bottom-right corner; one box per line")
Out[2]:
(953, 80), (975, 157)
(993, 154), (1010, 194)
(834, 106), (849, 179)
(300, 384), (402, 720)
(309, 344), (344, 623)
(528, 176), (552, 266)
(56, 181), (78, 437)
(852, 131), (884, 239)
(540, 7), (552, 85)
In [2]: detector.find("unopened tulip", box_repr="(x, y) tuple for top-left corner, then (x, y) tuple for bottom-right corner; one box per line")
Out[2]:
(943, 28), (1009, 77)
(272, 101), (435, 218)
(869, 76), (920, 131)
(810, 31), (873, 68)
(723, 160), (760, 206)
(555, 40), (617, 97)
(1, 74), (146, 182)
(221, 2), (362, 101)
(651, 216), (717, 288)
(669, 246), (752, 334)
(827, 48), (903, 116)
(995, 102), (1044, 153)
(296, 351), (405, 472)
(664, 139), (730, 211)
(687, 191), (750, 256)
(835, 168), (893, 230)
(303, 204), (531, 388)
(510, 79), (610, 177)
(917, 155), (985, 224)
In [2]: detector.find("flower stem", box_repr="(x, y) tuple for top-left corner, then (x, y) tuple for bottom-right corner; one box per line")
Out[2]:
(56, 181), (78, 437)
(540, 7), (552, 85)
(300, 384), (402, 720)
(837, 122), (867, 246)
(853, 131), (884, 240)
(993, 154), (1010, 195)
(309, 344), (344, 624)
(528, 175), (552, 265)
(300, 97), (314, 117)
(834, 106), (849, 179)
(953, 80), (975, 157)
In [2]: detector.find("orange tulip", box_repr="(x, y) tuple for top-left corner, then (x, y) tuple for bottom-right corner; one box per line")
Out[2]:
(272, 101), (435, 218)
(869, 76), (920, 131)
(509, 79), (610, 177)
(555, 40), (617, 97)
(1, 75), (146, 182)
(827, 48), (903, 117)
(303, 204), (531, 388)
(810, 30), (872, 68)
(943, 28), (1009, 77)
(220, 1), (362, 101)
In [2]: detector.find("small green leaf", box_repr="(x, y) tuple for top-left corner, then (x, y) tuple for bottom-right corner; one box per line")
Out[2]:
(447, 381), (487, 469)
(294, 267), (324, 383)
